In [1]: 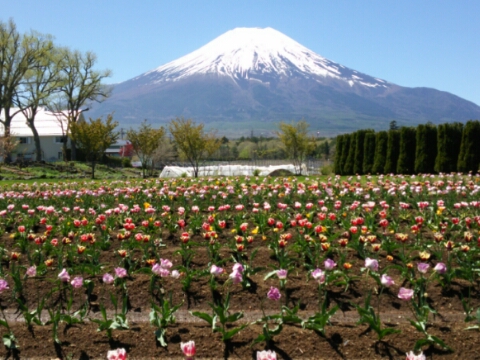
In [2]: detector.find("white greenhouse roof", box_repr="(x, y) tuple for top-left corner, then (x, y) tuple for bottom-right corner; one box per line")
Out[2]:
(0, 108), (71, 137)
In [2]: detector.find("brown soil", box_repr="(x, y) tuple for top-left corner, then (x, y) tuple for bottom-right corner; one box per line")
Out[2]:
(0, 225), (479, 358)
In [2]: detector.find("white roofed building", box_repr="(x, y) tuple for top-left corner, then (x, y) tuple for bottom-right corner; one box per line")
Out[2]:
(0, 107), (72, 162)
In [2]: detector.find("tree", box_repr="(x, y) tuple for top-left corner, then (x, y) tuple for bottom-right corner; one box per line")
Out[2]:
(119, 142), (133, 158)
(457, 120), (480, 173)
(334, 135), (345, 175)
(344, 132), (357, 175)
(55, 48), (112, 160)
(435, 122), (463, 173)
(354, 129), (373, 175)
(372, 131), (388, 174)
(362, 132), (376, 174)
(414, 124), (437, 174)
(275, 120), (315, 175)
(396, 127), (416, 174)
(126, 120), (165, 178)
(340, 134), (351, 175)
(0, 20), (47, 162)
(389, 120), (398, 130)
(384, 130), (400, 174)
(13, 34), (60, 161)
(0, 135), (18, 164)
(168, 117), (220, 178)
(70, 114), (118, 179)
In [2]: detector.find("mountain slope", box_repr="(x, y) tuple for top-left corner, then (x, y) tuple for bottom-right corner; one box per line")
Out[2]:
(90, 27), (480, 136)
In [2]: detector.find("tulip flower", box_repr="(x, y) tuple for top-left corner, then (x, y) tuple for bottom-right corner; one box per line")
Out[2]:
(405, 350), (426, 360)
(26, 266), (37, 277)
(114, 267), (127, 278)
(324, 259), (337, 270)
(210, 265), (224, 276)
(417, 263), (430, 274)
(433, 262), (447, 274)
(398, 287), (414, 301)
(107, 348), (127, 360)
(364, 258), (379, 271)
(58, 268), (70, 283)
(103, 273), (114, 284)
(267, 286), (281, 301)
(257, 350), (277, 360)
(380, 274), (395, 287)
(70, 276), (83, 289)
(181, 340), (196, 359)
(0, 279), (9, 293)
(311, 268), (326, 284)
(276, 269), (287, 280)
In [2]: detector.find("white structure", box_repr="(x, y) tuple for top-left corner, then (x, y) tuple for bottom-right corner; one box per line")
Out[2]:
(0, 108), (71, 161)
(159, 164), (307, 178)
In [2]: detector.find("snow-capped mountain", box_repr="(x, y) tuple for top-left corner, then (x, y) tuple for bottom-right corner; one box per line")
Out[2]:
(140, 27), (386, 89)
(91, 27), (480, 136)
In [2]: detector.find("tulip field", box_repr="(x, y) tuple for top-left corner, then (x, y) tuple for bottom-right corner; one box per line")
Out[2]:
(0, 174), (480, 359)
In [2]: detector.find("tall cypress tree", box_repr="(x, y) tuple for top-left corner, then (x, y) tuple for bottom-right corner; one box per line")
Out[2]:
(362, 131), (376, 174)
(372, 131), (388, 174)
(344, 132), (357, 175)
(435, 122), (463, 173)
(353, 130), (371, 175)
(340, 134), (351, 175)
(397, 127), (417, 174)
(334, 135), (344, 175)
(458, 120), (480, 173)
(384, 130), (400, 174)
(415, 124), (437, 174)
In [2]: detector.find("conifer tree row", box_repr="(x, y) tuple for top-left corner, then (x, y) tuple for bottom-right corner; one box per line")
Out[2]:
(334, 120), (480, 175)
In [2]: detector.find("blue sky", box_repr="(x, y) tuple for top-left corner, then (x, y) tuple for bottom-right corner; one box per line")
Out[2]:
(3, 0), (480, 106)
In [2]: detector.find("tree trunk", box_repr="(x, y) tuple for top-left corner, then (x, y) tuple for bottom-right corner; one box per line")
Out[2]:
(91, 159), (95, 179)
(29, 124), (42, 161)
(71, 140), (77, 161)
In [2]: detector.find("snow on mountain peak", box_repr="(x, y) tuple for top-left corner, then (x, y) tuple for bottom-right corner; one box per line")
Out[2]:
(142, 27), (387, 88)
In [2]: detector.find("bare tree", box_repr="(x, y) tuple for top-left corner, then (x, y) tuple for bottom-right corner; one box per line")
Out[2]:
(0, 19), (45, 162)
(55, 48), (112, 160)
(13, 33), (60, 161)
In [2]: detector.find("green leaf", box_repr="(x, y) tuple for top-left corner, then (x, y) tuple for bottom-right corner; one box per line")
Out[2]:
(155, 328), (167, 347)
(2, 333), (17, 349)
(223, 324), (248, 341)
(190, 311), (213, 326)
(429, 335), (451, 350)
(226, 312), (244, 323)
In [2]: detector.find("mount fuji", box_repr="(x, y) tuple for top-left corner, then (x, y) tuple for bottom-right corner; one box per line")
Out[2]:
(91, 27), (480, 136)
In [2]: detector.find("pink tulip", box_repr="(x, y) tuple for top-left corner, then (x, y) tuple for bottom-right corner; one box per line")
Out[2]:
(229, 270), (243, 284)
(365, 258), (379, 271)
(152, 264), (170, 277)
(267, 286), (281, 301)
(380, 274), (395, 287)
(434, 262), (447, 274)
(417, 263), (430, 274)
(257, 350), (277, 360)
(58, 268), (70, 283)
(405, 350), (426, 360)
(181, 340), (196, 359)
(71, 276), (83, 289)
(114, 267), (127, 278)
(311, 269), (325, 284)
(26, 266), (37, 277)
(210, 265), (224, 276)
(398, 287), (414, 301)
(232, 263), (244, 273)
(103, 273), (114, 284)
(0, 279), (9, 293)
(324, 259), (337, 270)
(276, 269), (287, 280)
(107, 348), (127, 360)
